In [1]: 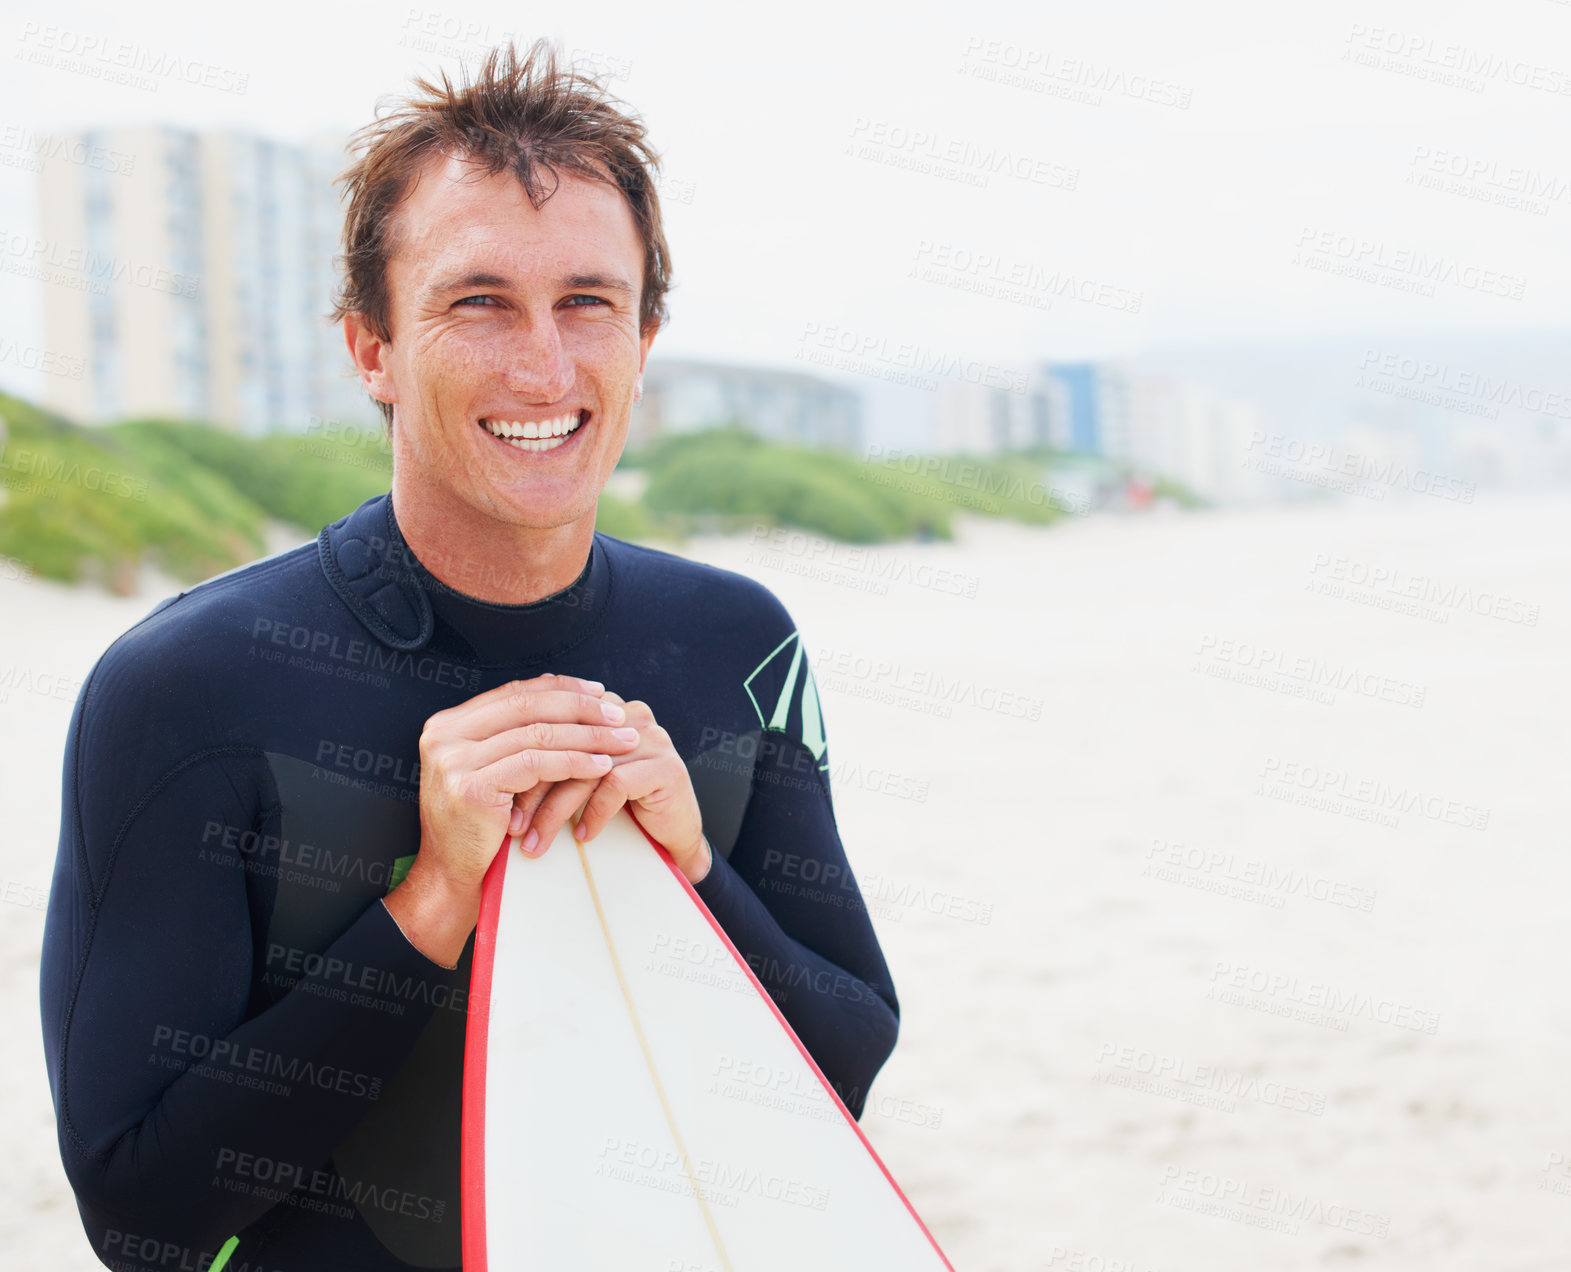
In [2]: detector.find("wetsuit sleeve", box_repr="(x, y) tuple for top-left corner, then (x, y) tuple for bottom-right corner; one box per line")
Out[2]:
(40, 670), (459, 1254)
(690, 655), (899, 1120)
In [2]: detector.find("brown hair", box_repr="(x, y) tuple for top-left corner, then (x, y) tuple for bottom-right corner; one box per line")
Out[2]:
(329, 39), (673, 428)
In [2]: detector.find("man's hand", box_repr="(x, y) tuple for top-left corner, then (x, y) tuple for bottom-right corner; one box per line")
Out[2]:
(384, 673), (640, 966)
(517, 690), (711, 885)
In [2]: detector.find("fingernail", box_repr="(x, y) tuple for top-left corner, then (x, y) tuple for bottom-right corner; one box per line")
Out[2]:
(581, 678), (605, 693)
(575, 822), (588, 840)
(593, 753), (613, 769)
(611, 726), (638, 741)
(601, 701), (626, 723)
(522, 828), (539, 853)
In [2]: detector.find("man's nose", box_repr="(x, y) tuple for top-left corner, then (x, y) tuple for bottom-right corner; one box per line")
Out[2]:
(497, 310), (575, 400)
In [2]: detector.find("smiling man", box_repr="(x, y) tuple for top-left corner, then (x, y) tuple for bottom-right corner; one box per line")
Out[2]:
(40, 39), (899, 1272)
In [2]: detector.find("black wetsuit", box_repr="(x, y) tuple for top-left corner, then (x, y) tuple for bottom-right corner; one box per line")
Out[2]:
(39, 492), (899, 1271)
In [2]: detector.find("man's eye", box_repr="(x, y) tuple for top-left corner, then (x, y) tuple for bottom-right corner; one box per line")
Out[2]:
(566, 294), (608, 307)
(454, 295), (499, 307)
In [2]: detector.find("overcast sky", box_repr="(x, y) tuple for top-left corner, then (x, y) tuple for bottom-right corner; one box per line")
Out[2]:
(2, 0), (1567, 425)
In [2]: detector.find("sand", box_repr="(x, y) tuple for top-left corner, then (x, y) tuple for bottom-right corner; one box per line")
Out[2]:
(3, 494), (1568, 1270)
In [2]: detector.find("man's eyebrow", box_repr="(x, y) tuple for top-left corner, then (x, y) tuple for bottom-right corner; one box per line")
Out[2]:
(560, 272), (635, 295)
(427, 270), (636, 296)
(429, 270), (511, 294)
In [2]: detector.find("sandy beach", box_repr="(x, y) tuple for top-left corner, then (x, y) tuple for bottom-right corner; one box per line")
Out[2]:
(3, 493), (1568, 1270)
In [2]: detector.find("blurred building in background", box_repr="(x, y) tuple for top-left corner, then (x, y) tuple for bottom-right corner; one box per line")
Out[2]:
(35, 125), (369, 433)
(931, 370), (1055, 453)
(27, 125), (1570, 503)
(629, 359), (862, 451)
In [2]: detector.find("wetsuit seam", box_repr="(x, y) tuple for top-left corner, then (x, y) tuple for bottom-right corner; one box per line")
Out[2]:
(57, 744), (267, 1164)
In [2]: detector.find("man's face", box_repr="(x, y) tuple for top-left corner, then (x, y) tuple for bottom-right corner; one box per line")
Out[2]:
(369, 153), (655, 531)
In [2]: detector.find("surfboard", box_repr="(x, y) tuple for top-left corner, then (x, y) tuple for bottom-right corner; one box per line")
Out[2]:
(461, 806), (954, 1270)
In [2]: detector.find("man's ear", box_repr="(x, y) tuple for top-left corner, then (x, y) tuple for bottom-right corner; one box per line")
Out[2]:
(343, 311), (397, 408)
(634, 323), (658, 401)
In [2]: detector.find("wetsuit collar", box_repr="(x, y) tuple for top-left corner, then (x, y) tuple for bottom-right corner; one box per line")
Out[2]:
(318, 494), (434, 651)
(318, 493), (611, 663)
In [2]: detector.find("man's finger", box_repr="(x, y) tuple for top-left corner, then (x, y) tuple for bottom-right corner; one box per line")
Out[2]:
(575, 756), (675, 842)
(464, 719), (639, 772)
(450, 686), (624, 744)
(520, 777), (597, 856)
(479, 746), (616, 793)
(434, 674), (602, 723)
(509, 783), (553, 836)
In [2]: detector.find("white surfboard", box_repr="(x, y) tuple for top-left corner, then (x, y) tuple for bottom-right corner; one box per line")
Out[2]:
(462, 806), (954, 1271)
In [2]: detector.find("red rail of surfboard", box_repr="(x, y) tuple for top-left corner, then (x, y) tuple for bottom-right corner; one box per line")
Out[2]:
(459, 812), (956, 1271)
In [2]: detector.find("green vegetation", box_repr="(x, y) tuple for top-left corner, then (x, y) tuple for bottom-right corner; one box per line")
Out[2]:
(117, 417), (393, 532)
(0, 394), (270, 591)
(0, 392), (1125, 594)
(628, 426), (1081, 541)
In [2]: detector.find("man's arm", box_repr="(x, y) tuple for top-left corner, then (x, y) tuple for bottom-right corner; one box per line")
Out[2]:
(691, 725), (900, 1120)
(40, 746), (459, 1255)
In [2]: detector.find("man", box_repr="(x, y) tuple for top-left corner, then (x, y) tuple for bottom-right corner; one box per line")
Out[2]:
(40, 40), (899, 1271)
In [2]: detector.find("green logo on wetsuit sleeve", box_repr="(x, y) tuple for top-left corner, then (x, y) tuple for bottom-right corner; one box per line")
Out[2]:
(386, 853), (416, 893)
(743, 630), (827, 767)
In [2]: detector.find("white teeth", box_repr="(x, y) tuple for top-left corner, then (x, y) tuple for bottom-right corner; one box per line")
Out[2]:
(481, 412), (584, 452)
